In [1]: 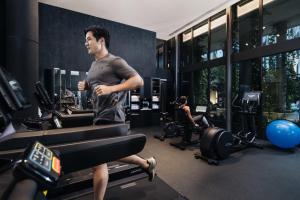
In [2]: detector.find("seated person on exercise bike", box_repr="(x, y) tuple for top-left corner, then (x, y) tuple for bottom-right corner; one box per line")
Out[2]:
(177, 96), (210, 147)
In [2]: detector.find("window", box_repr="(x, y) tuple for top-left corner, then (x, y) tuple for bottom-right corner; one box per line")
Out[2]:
(210, 12), (226, 60)
(263, 0), (300, 46)
(232, 59), (261, 128)
(262, 49), (300, 122)
(166, 38), (176, 70)
(193, 67), (208, 108)
(209, 65), (226, 120)
(193, 23), (208, 63)
(181, 31), (193, 67)
(234, 59), (261, 91)
(232, 0), (260, 52)
(180, 72), (191, 97)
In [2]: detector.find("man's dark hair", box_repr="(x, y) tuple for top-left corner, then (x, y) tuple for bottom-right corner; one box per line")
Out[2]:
(84, 25), (110, 48)
(179, 96), (187, 105)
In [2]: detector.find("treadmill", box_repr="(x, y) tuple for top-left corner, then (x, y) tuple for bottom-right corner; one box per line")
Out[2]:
(0, 66), (149, 199)
(0, 130), (147, 200)
(32, 81), (94, 129)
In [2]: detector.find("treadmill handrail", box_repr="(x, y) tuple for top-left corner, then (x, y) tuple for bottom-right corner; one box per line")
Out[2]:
(2, 134), (147, 200)
(0, 124), (128, 152)
(57, 134), (146, 174)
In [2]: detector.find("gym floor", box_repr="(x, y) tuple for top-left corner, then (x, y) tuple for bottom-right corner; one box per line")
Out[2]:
(133, 126), (300, 200)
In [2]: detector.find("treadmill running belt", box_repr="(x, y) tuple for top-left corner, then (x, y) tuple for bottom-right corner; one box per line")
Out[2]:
(70, 176), (188, 200)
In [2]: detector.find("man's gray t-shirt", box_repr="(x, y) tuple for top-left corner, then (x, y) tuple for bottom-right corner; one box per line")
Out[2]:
(86, 53), (137, 124)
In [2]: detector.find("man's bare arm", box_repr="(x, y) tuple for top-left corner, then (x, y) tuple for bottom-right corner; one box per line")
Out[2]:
(95, 74), (144, 96)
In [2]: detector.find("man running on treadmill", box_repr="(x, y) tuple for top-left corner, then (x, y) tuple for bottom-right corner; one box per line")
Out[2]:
(78, 25), (157, 200)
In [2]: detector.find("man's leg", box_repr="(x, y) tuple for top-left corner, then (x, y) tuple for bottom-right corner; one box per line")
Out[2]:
(118, 155), (147, 168)
(118, 155), (157, 181)
(93, 163), (108, 200)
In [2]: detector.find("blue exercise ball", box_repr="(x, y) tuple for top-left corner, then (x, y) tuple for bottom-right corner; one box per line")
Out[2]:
(266, 120), (300, 149)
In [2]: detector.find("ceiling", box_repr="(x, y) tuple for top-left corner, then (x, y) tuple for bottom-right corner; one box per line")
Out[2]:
(38, 0), (240, 40)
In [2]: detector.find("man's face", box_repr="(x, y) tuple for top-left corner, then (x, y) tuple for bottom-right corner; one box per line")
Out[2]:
(85, 31), (103, 55)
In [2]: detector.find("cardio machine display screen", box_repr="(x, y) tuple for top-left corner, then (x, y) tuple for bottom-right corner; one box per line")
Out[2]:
(0, 66), (30, 111)
(14, 141), (61, 188)
(29, 143), (53, 172)
(28, 142), (61, 175)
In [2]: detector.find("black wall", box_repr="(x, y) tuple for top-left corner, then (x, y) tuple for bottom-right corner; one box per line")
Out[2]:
(39, 3), (157, 78)
(5, 0), (39, 118)
(0, 1), (5, 67)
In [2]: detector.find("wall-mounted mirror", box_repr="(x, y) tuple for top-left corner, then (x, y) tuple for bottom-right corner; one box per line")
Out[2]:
(44, 68), (91, 111)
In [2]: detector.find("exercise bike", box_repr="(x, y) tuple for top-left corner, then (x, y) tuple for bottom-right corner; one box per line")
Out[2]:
(154, 111), (184, 141)
(154, 99), (184, 141)
(169, 106), (212, 150)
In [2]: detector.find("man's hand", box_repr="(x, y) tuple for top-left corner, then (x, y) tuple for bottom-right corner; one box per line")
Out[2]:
(194, 123), (199, 127)
(95, 85), (115, 96)
(78, 80), (88, 91)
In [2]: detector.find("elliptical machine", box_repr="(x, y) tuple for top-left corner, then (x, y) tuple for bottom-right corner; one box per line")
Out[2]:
(231, 91), (263, 149)
(196, 91), (263, 165)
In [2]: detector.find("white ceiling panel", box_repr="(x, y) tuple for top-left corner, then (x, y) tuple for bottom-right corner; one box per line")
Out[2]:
(38, 0), (240, 40)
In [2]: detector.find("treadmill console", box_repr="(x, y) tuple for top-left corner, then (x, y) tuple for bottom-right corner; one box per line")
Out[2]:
(14, 141), (61, 188)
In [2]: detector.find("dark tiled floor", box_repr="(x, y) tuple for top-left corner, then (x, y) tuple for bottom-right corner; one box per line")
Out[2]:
(132, 126), (300, 200)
